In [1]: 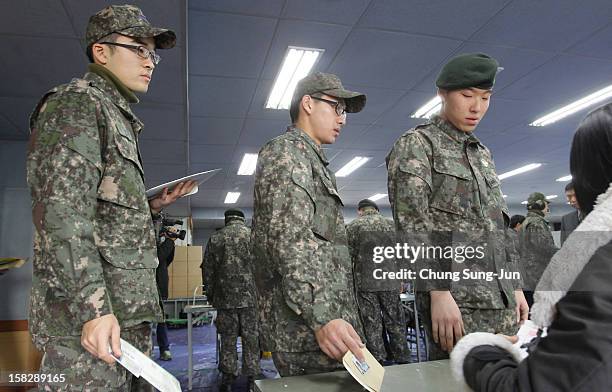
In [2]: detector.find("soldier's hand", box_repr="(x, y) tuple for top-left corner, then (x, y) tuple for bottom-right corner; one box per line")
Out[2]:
(514, 289), (529, 324)
(430, 290), (464, 352)
(314, 319), (365, 362)
(81, 314), (121, 364)
(149, 180), (197, 213)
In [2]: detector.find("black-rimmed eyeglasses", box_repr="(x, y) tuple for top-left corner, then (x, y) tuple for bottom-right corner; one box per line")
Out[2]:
(310, 96), (347, 116)
(100, 42), (160, 65)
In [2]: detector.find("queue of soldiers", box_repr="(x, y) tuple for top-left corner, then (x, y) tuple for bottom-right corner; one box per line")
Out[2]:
(25, 3), (605, 392)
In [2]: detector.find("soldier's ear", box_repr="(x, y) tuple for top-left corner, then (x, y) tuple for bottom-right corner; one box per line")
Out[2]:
(91, 43), (109, 65)
(301, 95), (314, 115)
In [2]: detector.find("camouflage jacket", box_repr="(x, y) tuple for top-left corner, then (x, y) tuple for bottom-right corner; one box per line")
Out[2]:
(346, 208), (401, 292)
(505, 228), (524, 289)
(202, 217), (256, 309)
(520, 210), (558, 290)
(251, 127), (362, 352)
(386, 115), (516, 309)
(27, 67), (161, 348)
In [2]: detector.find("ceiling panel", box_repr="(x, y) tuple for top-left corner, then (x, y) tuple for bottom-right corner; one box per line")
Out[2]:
(470, 0), (612, 51)
(188, 11), (276, 78)
(566, 24), (612, 60)
(259, 19), (352, 80)
(189, 75), (258, 117)
(189, 116), (243, 145)
(0, 0), (74, 37)
(188, 0), (284, 18)
(328, 28), (462, 89)
(282, 0), (370, 26)
(359, 0), (509, 40)
(136, 104), (186, 141)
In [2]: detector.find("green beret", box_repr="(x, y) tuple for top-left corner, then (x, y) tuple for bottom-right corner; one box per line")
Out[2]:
(436, 53), (499, 91)
(527, 192), (549, 210)
(358, 199), (379, 211)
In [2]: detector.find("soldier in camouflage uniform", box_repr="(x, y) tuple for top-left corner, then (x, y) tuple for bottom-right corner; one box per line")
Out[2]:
(346, 199), (411, 365)
(202, 209), (259, 392)
(520, 192), (559, 308)
(386, 53), (528, 360)
(26, 5), (194, 391)
(251, 73), (366, 376)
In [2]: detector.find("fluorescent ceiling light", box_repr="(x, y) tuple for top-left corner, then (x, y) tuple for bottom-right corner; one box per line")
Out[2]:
(556, 175), (572, 182)
(335, 156), (370, 177)
(530, 84), (612, 126)
(412, 96), (442, 119)
(521, 200), (528, 205)
(237, 153), (258, 175)
(368, 193), (387, 202)
(546, 194), (558, 200)
(265, 46), (324, 110)
(498, 163), (542, 180)
(224, 192), (240, 204)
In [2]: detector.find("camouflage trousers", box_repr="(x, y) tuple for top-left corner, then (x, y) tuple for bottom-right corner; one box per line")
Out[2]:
(356, 291), (411, 364)
(272, 351), (343, 377)
(38, 323), (153, 391)
(418, 293), (517, 360)
(216, 307), (260, 378)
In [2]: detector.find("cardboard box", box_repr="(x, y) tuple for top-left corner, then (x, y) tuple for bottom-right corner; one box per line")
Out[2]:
(173, 246), (188, 262)
(172, 261), (188, 276)
(187, 246), (203, 263)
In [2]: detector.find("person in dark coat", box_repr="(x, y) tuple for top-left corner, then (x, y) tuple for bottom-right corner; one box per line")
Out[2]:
(156, 227), (177, 360)
(450, 102), (612, 391)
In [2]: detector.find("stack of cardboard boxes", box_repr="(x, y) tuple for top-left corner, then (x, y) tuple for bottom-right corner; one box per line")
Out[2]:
(167, 245), (203, 299)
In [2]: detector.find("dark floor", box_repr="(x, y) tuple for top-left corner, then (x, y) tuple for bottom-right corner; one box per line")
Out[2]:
(151, 323), (279, 391)
(151, 322), (426, 391)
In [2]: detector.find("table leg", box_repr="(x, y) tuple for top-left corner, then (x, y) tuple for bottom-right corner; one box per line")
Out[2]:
(188, 311), (193, 390)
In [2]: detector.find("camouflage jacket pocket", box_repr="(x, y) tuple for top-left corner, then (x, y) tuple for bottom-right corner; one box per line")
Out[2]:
(114, 126), (144, 176)
(430, 156), (471, 216)
(96, 127), (148, 211)
(312, 172), (342, 242)
(99, 246), (158, 269)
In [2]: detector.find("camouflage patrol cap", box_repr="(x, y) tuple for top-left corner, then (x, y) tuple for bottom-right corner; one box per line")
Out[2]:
(527, 192), (549, 209)
(293, 72), (366, 113)
(358, 199), (379, 211)
(224, 209), (245, 219)
(86, 4), (176, 50)
(436, 53), (500, 91)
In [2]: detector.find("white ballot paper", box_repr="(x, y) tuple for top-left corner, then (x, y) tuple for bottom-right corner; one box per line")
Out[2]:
(110, 338), (181, 392)
(513, 319), (547, 360)
(145, 168), (221, 199)
(342, 347), (385, 392)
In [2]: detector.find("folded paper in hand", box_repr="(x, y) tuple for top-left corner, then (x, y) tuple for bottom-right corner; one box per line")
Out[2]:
(110, 338), (181, 392)
(145, 169), (221, 199)
(342, 347), (385, 392)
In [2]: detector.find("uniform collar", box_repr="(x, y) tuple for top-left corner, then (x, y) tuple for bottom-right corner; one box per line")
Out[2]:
(287, 125), (330, 166)
(85, 65), (144, 134)
(361, 208), (379, 216)
(527, 210), (547, 220)
(431, 114), (481, 146)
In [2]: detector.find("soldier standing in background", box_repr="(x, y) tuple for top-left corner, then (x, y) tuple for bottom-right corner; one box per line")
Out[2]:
(386, 53), (528, 360)
(346, 199), (411, 365)
(520, 192), (559, 308)
(202, 209), (259, 391)
(26, 5), (194, 390)
(251, 73), (366, 376)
